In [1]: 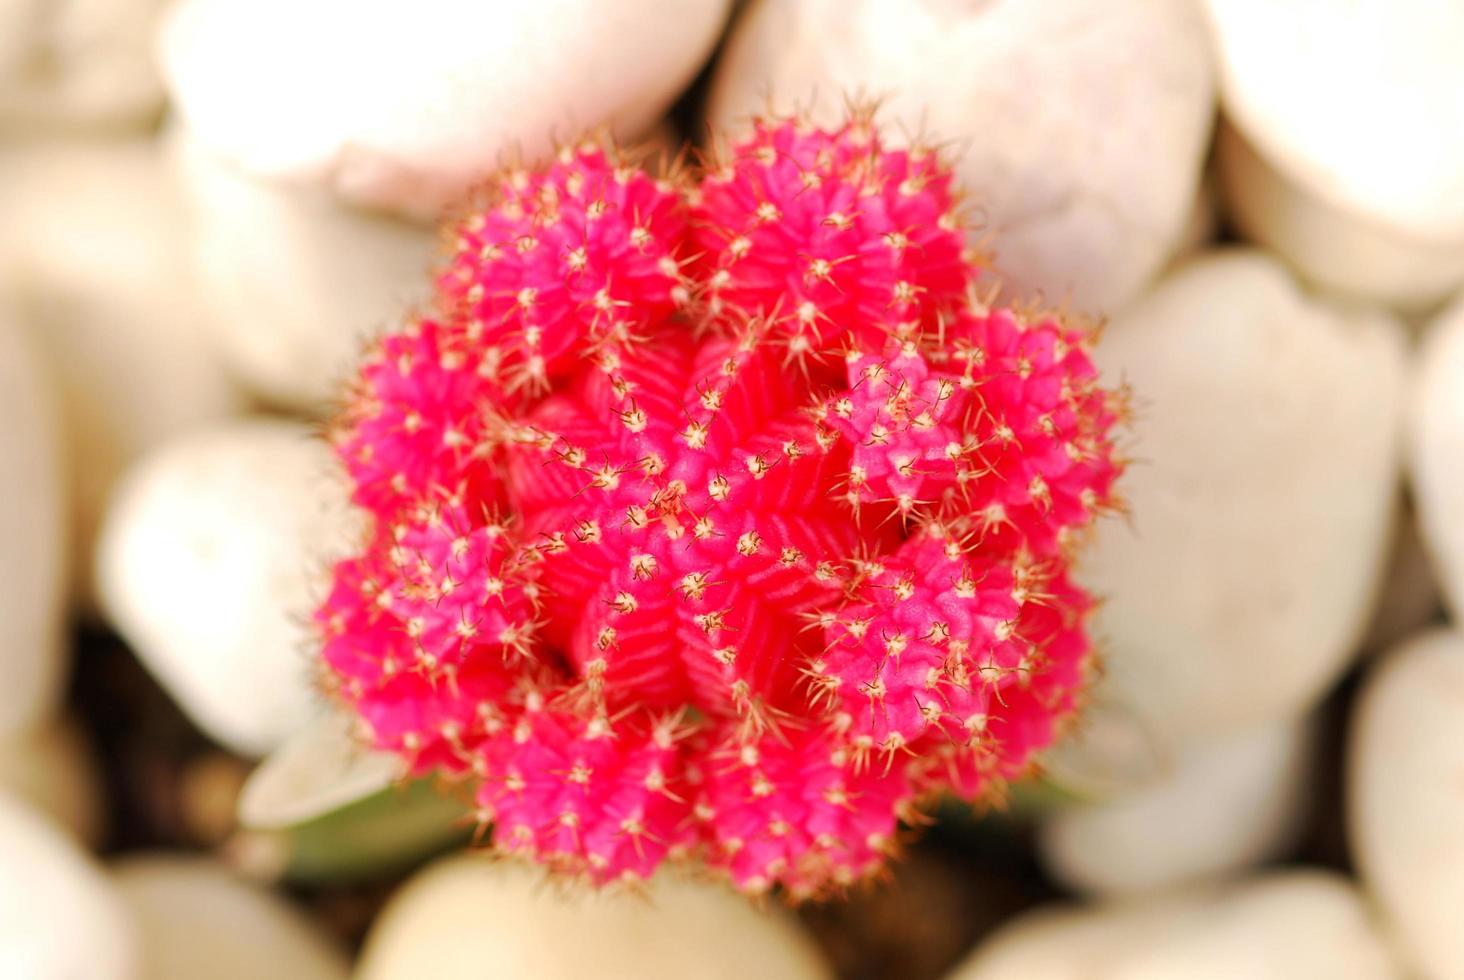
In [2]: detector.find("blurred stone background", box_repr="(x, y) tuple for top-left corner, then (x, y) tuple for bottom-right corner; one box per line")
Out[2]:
(3, 1), (1464, 978)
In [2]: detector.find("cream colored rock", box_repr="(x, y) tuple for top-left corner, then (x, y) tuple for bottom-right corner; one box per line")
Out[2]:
(707, 0), (1214, 315)
(1205, 0), (1464, 238)
(113, 856), (347, 980)
(0, 308), (66, 735)
(1206, 1), (1464, 310)
(1038, 717), (1312, 896)
(0, 718), (104, 846)
(1350, 629), (1464, 980)
(1084, 251), (1404, 745)
(161, 0), (730, 219)
(1217, 123), (1464, 313)
(96, 420), (363, 755)
(950, 888), (1206, 980)
(170, 129), (436, 411)
(950, 871), (1401, 980)
(355, 856), (831, 980)
(1411, 295), (1464, 620)
(0, 0), (166, 130)
(0, 791), (138, 980)
(0, 140), (246, 602)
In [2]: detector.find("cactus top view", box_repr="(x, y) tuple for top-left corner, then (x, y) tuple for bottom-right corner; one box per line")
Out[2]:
(316, 108), (1126, 900)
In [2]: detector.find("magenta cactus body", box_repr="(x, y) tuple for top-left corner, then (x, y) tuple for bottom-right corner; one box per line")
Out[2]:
(693, 116), (971, 355)
(318, 110), (1124, 898)
(439, 144), (690, 394)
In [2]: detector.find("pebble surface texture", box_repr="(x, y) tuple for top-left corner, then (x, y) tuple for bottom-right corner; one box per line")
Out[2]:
(170, 128), (436, 412)
(0, 0), (167, 129)
(97, 421), (362, 756)
(160, 0), (732, 220)
(0, 140), (245, 603)
(950, 871), (1402, 980)
(0, 791), (139, 980)
(1038, 716), (1313, 897)
(113, 856), (349, 980)
(1350, 630), (1464, 980)
(1082, 251), (1404, 746)
(1207, 0), (1464, 309)
(1411, 294), (1464, 619)
(355, 858), (832, 980)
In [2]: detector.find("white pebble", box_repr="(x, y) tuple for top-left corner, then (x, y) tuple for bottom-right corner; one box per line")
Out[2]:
(1038, 716), (1313, 896)
(1350, 629), (1464, 980)
(949, 870), (1401, 980)
(170, 128), (435, 411)
(0, 791), (138, 980)
(161, 0), (731, 219)
(0, 140), (246, 604)
(1083, 250), (1404, 745)
(113, 855), (347, 980)
(96, 420), (363, 756)
(0, 306), (66, 735)
(706, 0), (1214, 315)
(0, 0), (165, 130)
(1410, 294), (1464, 620)
(1206, 1), (1464, 310)
(355, 856), (832, 980)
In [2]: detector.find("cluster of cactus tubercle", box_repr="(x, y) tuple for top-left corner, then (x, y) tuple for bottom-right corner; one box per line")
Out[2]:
(318, 108), (1126, 899)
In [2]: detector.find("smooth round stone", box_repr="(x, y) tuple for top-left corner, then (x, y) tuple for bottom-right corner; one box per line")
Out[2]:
(0, 307), (66, 735)
(96, 419), (363, 756)
(1204, 0), (1464, 238)
(0, 791), (138, 979)
(950, 871), (1401, 980)
(1217, 122), (1464, 313)
(161, 0), (731, 219)
(949, 885), (1204, 979)
(1205, 1), (1464, 310)
(1350, 629), (1464, 980)
(169, 128), (435, 412)
(0, 0), (166, 131)
(1411, 294), (1464, 620)
(0, 717), (104, 846)
(1083, 250), (1405, 745)
(355, 856), (832, 980)
(706, 0), (1215, 315)
(0, 140), (246, 603)
(113, 856), (347, 980)
(1038, 716), (1313, 896)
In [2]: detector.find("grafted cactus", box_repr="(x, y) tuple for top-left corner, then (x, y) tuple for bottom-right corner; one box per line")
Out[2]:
(317, 108), (1125, 899)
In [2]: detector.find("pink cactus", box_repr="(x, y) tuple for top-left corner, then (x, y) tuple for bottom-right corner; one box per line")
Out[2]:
(318, 112), (1124, 897)
(331, 319), (503, 521)
(693, 112), (973, 361)
(818, 307), (1123, 555)
(438, 143), (690, 396)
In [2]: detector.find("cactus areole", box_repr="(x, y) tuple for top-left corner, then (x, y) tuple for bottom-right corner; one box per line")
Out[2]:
(317, 110), (1125, 899)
